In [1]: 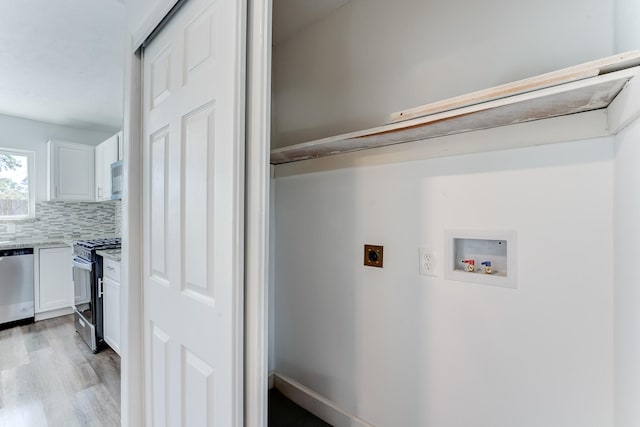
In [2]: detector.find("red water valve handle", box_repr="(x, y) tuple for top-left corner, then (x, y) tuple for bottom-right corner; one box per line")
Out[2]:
(461, 259), (475, 272)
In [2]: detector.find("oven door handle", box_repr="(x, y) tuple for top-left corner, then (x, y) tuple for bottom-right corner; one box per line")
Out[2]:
(72, 257), (93, 271)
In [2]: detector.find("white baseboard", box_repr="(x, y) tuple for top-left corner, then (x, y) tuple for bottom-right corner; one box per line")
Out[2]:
(268, 371), (275, 389)
(272, 371), (375, 427)
(35, 306), (74, 321)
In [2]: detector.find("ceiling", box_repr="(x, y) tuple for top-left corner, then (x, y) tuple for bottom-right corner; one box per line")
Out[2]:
(0, 0), (345, 131)
(0, 0), (125, 132)
(273, 0), (351, 46)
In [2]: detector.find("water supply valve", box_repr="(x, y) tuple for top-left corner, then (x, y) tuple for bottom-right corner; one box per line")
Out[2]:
(481, 261), (493, 274)
(461, 259), (475, 272)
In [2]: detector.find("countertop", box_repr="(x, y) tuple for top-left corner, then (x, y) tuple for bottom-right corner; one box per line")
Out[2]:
(0, 239), (73, 250)
(0, 235), (120, 250)
(96, 249), (121, 262)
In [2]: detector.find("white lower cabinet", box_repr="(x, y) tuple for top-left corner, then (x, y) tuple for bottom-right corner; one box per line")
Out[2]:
(37, 246), (73, 315)
(102, 257), (121, 355)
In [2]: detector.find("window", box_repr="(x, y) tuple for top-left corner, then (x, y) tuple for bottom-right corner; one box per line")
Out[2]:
(0, 148), (35, 220)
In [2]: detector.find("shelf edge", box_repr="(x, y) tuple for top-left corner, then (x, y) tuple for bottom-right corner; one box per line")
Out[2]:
(273, 109), (610, 178)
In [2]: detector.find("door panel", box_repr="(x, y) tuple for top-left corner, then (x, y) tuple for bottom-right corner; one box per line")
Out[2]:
(150, 48), (172, 109)
(142, 0), (244, 425)
(183, 8), (216, 83)
(150, 127), (170, 283)
(151, 323), (170, 426)
(182, 347), (215, 426)
(183, 103), (215, 302)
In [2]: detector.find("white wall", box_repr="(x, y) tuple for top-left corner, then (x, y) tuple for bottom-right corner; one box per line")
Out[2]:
(615, 0), (640, 52)
(273, 138), (614, 426)
(614, 117), (640, 427)
(272, 0), (615, 148)
(126, 0), (162, 33)
(0, 114), (112, 201)
(125, 0), (179, 44)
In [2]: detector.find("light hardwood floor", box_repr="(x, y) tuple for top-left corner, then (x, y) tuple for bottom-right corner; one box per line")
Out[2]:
(0, 315), (120, 426)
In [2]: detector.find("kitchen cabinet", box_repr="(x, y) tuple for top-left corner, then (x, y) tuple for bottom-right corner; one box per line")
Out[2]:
(95, 133), (120, 201)
(37, 246), (73, 314)
(47, 140), (95, 201)
(117, 130), (124, 161)
(102, 257), (121, 355)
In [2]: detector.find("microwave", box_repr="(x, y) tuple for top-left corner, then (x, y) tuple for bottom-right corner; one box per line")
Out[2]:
(110, 161), (123, 200)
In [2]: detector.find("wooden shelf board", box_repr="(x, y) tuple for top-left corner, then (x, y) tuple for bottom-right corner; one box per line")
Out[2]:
(391, 50), (640, 123)
(271, 67), (638, 165)
(273, 110), (609, 178)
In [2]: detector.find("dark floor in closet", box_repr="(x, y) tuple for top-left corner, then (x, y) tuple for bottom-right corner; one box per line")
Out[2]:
(269, 389), (332, 427)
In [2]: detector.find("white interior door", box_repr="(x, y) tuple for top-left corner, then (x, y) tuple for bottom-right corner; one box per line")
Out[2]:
(142, 0), (245, 425)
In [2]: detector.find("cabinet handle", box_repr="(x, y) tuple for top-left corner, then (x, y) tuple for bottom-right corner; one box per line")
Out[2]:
(98, 278), (104, 298)
(106, 266), (114, 271)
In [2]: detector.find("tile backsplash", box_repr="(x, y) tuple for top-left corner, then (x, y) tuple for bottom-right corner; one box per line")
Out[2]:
(114, 200), (122, 236)
(0, 201), (121, 241)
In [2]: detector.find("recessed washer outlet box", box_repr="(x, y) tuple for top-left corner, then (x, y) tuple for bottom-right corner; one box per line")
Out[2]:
(444, 230), (517, 288)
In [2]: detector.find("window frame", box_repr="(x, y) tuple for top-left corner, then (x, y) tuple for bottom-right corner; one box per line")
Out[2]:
(0, 148), (36, 221)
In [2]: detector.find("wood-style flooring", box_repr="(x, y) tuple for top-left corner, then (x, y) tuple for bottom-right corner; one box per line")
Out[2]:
(0, 315), (120, 426)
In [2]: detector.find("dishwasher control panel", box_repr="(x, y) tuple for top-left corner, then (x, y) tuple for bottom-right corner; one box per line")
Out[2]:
(0, 248), (34, 257)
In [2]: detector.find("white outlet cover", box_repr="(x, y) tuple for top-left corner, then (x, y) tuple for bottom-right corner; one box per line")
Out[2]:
(419, 248), (438, 277)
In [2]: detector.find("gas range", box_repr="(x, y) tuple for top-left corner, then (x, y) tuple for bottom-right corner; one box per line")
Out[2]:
(74, 237), (121, 261)
(72, 237), (121, 352)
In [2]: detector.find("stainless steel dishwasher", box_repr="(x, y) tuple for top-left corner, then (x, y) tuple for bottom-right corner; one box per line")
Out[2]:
(0, 247), (35, 328)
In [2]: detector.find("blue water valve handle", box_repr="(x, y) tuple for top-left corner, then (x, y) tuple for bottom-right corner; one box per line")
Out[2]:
(481, 261), (493, 274)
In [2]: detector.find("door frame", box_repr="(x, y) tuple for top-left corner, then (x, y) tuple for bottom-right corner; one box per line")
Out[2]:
(245, 0), (272, 425)
(121, 0), (271, 425)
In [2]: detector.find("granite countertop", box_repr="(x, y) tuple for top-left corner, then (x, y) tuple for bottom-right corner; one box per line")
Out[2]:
(0, 235), (121, 250)
(0, 239), (74, 250)
(96, 249), (122, 262)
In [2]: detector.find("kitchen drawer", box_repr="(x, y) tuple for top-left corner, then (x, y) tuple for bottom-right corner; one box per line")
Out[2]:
(103, 258), (120, 281)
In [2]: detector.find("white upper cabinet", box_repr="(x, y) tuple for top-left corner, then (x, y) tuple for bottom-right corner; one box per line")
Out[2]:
(117, 130), (124, 161)
(47, 140), (95, 201)
(95, 133), (120, 201)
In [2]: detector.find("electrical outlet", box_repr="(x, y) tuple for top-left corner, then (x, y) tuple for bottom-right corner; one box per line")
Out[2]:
(364, 244), (384, 268)
(419, 248), (437, 276)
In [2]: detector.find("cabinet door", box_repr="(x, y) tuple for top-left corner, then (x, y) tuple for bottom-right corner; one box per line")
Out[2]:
(117, 130), (124, 161)
(48, 141), (95, 201)
(103, 275), (121, 355)
(95, 142), (106, 201)
(38, 247), (73, 312)
(95, 134), (119, 201)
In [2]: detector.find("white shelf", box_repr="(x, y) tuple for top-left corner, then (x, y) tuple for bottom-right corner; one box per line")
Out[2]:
(271, 52), (640, 165)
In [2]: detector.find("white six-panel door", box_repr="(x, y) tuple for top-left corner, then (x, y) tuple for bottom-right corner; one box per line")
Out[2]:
(142, 0), (245, 425)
